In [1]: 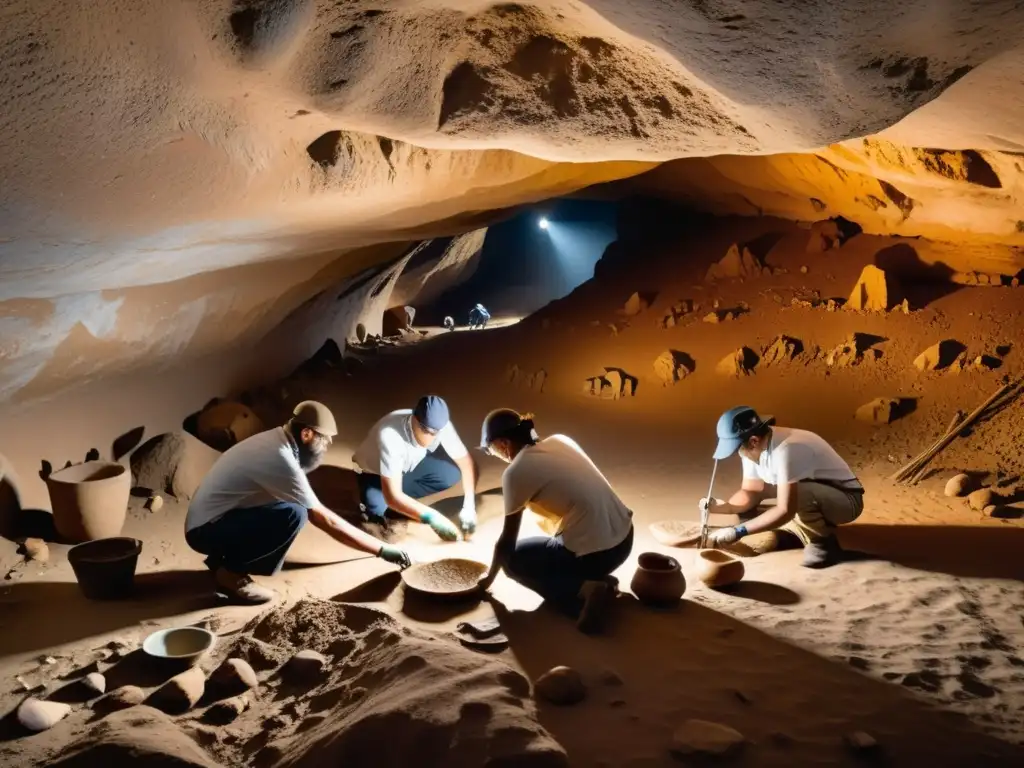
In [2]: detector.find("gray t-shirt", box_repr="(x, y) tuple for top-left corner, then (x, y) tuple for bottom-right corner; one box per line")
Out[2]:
(352, 409), (467, 478)
(741, 427), (858, 487)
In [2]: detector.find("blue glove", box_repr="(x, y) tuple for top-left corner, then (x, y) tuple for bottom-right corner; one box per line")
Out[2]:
(458, 504), (477, 536)
(378, 545), (411, 569)
(420, 510), (460, 542)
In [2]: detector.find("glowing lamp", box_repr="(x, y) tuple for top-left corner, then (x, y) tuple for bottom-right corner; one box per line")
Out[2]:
(538, 217), (549, 230)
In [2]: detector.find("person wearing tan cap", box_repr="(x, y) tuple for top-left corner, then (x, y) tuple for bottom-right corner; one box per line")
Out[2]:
(186, 401), (411, 604)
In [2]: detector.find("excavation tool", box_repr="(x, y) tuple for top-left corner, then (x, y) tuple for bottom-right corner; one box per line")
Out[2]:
(698, 459), (720, 549)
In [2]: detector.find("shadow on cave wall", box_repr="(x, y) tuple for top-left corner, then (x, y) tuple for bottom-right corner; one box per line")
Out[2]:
(873, 243), (962, 307)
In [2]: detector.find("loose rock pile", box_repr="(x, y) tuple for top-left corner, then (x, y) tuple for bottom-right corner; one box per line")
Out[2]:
(653, 350), (695, 386)
(583, 368), (638, 399)
(716, 347), (759, 377)
(705, 244), (769, 282)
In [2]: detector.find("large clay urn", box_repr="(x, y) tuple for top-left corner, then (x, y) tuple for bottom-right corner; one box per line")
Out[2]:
(631, 552), (686, 606)
(696, 549), (745, 589)
(46, 461), (130, 542)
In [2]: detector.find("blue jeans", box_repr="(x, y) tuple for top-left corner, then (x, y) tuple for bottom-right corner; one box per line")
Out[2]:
(358, 451), (462, 519)
(506, 525), (634, 615)
(185, 501), (307, 576)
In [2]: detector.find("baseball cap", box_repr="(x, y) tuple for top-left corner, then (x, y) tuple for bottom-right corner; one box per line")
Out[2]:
(713, 406), (775, 460)
(292, 401), (338, 437)
(413, 395), (450, 432)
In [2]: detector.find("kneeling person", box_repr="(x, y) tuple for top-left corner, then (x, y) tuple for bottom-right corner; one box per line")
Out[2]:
(185, 401), (411, 604)
(353, 395), (478, 540)
(477, 409), (634, 633)
(703, 406), (864, 568)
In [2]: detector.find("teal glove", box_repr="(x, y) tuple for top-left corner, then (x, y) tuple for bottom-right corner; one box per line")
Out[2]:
(458, 505), (477, 537)
(378, 545), (411, 569)
(420, 510), (460, 542)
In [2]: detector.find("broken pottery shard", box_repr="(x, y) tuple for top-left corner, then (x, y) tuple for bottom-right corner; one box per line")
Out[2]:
(17, 697), (71, 732)
(967, 488), (995, 511)
(147, 665), (206, 714)
(210, 658), (258, 693)
(622, 291), (649, 316)
(944, 474), (971, 498)
(761, 335), (802, 366)
(285, 649), (328, 682)
(653, 350), (694, 385)
(716, 347), (759, 377)
(534, 666), (586, 705)
(855, 398), (899, 425)
(670, 719), (746, 760)
(94, 685), (146, 713)
(705, 244), (764, 281)
(846, 265), (902, 311)
(22, 537), (49, 563)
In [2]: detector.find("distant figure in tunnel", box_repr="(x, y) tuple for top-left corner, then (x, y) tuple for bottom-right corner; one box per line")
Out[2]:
(476, 409), (634, 634)
(185, 401), (411, 604)
(700, 406), (864, 568)
(352, 395), (479, 540)
(467, 303), (490, 329)
(443, 315), (455, 332)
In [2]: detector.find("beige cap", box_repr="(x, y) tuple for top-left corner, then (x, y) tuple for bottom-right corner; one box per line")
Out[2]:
(291, 400), (338, 437)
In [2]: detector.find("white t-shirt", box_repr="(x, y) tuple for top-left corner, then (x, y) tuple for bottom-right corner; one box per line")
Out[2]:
(741, 427), (859, 488)
(502, 435), (633, 556)
(185, 427), (321, 532)
(352, 409), (468, 479)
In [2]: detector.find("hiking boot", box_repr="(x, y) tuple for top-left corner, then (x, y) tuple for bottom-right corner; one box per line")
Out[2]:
(801, 536), (844, 569)
(576, 578), (615, 635)
(214, 568), (275, 604)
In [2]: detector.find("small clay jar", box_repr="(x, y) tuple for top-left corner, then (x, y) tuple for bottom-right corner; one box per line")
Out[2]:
(630, 552), (686, 606)
(696, 549), (745, 588)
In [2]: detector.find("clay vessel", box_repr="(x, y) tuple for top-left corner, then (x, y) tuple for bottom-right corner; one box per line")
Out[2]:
(46, 460), (130, 542)
(631, 552), (686, 606)
(696, 549), (745, 588)
(68, 537), (142, 600)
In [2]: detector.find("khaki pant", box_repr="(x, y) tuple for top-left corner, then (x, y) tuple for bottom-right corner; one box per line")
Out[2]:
(780, 481), (864, 544)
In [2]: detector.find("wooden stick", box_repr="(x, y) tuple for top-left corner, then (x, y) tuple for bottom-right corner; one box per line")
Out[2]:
(908, 411), (964, 485)
(900, 410), (964, 484)
(892, 380), (1018, 483)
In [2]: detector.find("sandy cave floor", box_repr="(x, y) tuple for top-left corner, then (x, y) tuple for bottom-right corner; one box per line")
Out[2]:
(2, 218), (1024, 766)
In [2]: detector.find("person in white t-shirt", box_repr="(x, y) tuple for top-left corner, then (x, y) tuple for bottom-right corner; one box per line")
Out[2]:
(185, 401), (411, 604)
(700, 406), (864, 568)
(476, 408), (634, 634)
(352, 395), (477, 541)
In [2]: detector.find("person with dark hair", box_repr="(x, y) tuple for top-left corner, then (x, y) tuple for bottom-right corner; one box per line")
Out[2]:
(186, 401), (411, 604)
(352, 394), (478, 540)
(701, 406), (864, 568)
(443, 315), (455, 332)
(476, 408), (634, 633)
(467, 303), (490, 329)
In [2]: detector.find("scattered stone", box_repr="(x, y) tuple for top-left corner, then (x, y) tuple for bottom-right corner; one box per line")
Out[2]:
(967, 488), (995, 511)
(855, 398), (900, 425)
(826, 335), (882, 368)
(147, 665), (206, 714)
(534, 666), (586, 705)
(952, 271), (1004, 286)
(211, 658), (258, 694)
(204, 693), (250, 725)
(21, 537), (49, 563)
(705, 244), (766, 281)
(622, 292), (650, 316)
(914, 340), (967, 372)
(382, 305), (415, 335)
(805, 219), (842, 253)
(982, 504), (1005, 518)
(145, 494), (164, 512)
(716, 347), (759, 377)
(670, 719), (746, 760)
(896, 298), (911, 314)
(83, 672), (106, 696)
(94, 685), (146, 713)
(846, 265), (903, 311)
(599, 669), (623, 687)
(944, 474), (971, 498)
(653, 350), (695, 386)
(584, 368), (638, 400)
(14, 675), (45, 694)
(17, 698), (71, 732)
(761, 335), (802, 366)
(130, 431), (220, 501)
(285, 649), (328, 682)
(843, 731), (880, 753)
(660, 299), (696, 328)
(703, 311), (723, 324)
(196, 401), (264, 451)
(800, 265), (809, 274)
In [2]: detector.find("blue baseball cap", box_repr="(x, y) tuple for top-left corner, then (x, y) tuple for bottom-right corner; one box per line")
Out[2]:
(713, 406), (775, 460)
(413, 395), (449, 432)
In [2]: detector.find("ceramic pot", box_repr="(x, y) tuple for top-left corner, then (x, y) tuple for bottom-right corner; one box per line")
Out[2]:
(696, 549), (745, 588)
(631, 552), (686, 606)
(46, 461), (130, 542)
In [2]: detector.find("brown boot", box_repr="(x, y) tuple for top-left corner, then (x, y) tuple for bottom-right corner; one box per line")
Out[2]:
(214, 568), (275, 604)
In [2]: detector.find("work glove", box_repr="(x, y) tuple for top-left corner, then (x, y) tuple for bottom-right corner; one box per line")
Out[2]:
(698, 497), (721, 514)
(420, 510), (460, 542)
(708, 527), (739, 548)
(378, 544), (412, 569)
(458, 503), (477, 537)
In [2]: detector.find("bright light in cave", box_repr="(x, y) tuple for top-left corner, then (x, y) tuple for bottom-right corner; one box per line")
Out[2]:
(538, 216), (550, 230)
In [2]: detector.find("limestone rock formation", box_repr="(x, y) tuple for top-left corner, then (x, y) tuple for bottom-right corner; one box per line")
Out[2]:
(653, 350), (695, 386)
(846, 265), (903, 311)
(826, 335), (884, 368)
(196, 401), (264, 451)
(130, 431), (220, 501)
(914, 340), (967, 372)
(584, 368), (638, 399)
(660, 299), (696, 328)
(716, 348), (759, 377)
(621, 292), (650, 317)
(761, 335), (803, 366)
(382, 306), (416, 336)
(705, 244), (767, 282)
(855, 398), (900, 424)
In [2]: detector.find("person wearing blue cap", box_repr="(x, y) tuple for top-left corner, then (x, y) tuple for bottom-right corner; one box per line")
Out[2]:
(700, 406), (864, 568)
(352, 394), (478, 540)
(475, 408), (634, 634)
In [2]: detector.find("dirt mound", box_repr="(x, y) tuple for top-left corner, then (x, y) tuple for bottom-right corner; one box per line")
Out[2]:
(129, 431), (220, 500)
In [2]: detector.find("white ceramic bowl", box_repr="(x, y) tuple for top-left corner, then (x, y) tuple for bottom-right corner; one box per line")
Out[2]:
(142, 627), (216, 661)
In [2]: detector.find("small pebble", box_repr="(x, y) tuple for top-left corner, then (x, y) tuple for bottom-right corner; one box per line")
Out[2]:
(83, 672), (106, 695)
(17, 698), (71, 732)
(21, 538), (49, 563)
(146, 495), (164, 512)
(843, 731), (879, 752)
(534, 666), (586, 706)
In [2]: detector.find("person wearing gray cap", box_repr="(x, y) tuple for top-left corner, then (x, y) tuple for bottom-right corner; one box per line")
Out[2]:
(700, 406), (864, 568)
(475, 408), (634, 634)
(352, 394), (478, 540)
(186, 401), (411, 604)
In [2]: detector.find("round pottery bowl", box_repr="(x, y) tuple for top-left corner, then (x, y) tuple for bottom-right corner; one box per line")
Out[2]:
(696, 549), (745, 588)
(68, 537), (142, 600)
(143, 627), (216, 666)
(631, 552), (686, 606)
(401, 558), (487, 601)
(46, 460), (130, 542)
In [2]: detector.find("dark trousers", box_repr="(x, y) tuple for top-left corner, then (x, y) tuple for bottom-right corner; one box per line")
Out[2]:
(506, 525), (634, 615)
(358, 450), (461, 519)
(185, 501), (307, 576)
